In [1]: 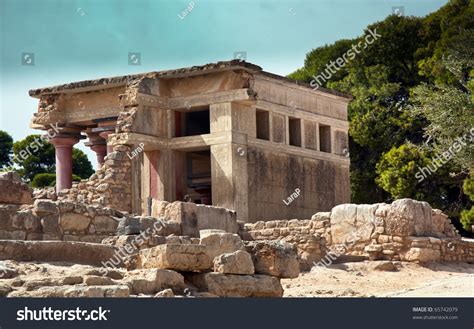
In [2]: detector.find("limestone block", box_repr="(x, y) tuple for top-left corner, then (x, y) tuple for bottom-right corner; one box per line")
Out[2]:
(84, 275), (115, 286)
(311, 212), (330, 222)
(11, 211), (41, 232)
(162, 201), (239, 237)
(59, 213), (91, 232)
(103, 285), (130, 297)
(34, 199), (58, 215)
(0, 283), (12, 297)
(370, 261), (397, 271)
(155, 289), (174, 298)
(186, 273), (283, 297)
(213, 250), (254, 275)
(116, 217), (141, 235)
(137, 244), (211, 271)
(0, 240), (122, 267)
(364, 245), (382, 252)
(403, 247), (441, 262)
(245, 240), (299, 278)
(200, 230), (245, 260)
(40, 214), (62, 236)
(330, 204), (379, 246)
(125, 269), (185, 295)
(92, 216), (119, 233)
(384, 199), (432, 236)
(0, 172), (33, 205)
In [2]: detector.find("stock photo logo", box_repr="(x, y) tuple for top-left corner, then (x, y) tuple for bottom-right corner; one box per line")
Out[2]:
(128, 52), (141, 65)
(21, 52), (35, 66)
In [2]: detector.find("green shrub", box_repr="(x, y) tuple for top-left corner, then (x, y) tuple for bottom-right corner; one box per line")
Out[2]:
(31, 173), (56, 188)
(31, 173), (82, 188)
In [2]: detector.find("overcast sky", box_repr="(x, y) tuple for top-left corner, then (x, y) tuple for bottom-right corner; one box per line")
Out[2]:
(0, 0), (446, 167)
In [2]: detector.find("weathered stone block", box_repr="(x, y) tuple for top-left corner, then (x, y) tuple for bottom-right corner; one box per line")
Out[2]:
(213, 250), (254, 275)
(0, 172), (33, 205)
(34, 199), (58, 215)
(0, 240), (122, 267)
(404, 247), (441, 262)
(59, 213), (91, 232)
(330, 204), (379, 247)
(186, 273), (283, 297)
(384, 199), (432, 236)
(125, 269), (185, 295)
(92, 216), (119, 233)
(245, 240), (299, 278)
(137, 244), (211, 271)
(200, 230), (245, 260)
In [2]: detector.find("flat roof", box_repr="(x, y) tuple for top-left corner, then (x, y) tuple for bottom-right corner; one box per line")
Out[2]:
(28, 60), (352, 100)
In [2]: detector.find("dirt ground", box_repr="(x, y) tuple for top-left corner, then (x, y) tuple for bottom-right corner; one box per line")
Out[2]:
(282, 261), (474, 297)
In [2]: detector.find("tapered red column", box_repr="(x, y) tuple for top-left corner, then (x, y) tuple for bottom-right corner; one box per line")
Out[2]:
(85, 133), (107, 166)
(99, 130), (114, 154)
(91, 144), (107, 166)
(50, 136), (79, 192)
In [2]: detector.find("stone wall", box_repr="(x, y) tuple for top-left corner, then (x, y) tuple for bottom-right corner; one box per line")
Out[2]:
(240, 199), (474, 266)
(239, 214), (331, 270)
(0, 200), (120, 243)
(61, 145), (133, 212)
(0, 172), (33, 205)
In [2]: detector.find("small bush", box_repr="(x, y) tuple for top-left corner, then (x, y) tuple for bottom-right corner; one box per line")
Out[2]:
(31, 173), (82, 188)
(31, 173), (56, 188)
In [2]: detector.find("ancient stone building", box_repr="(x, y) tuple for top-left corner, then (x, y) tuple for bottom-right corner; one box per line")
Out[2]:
(30, 60), (351, 222)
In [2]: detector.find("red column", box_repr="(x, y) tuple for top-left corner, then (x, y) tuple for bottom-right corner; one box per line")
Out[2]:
(50, 136), (79, 192)
(90, 144), (107, 166)
(99, 130), (114, 154)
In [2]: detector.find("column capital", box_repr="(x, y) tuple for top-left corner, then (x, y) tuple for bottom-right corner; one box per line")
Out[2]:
(49, 135), (80, 148)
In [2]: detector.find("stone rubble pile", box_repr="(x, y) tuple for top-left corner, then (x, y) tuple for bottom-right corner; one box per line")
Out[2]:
(0, 229), (298, 298)
(61, 145), (133, 212)
(1, 173), (473, 298)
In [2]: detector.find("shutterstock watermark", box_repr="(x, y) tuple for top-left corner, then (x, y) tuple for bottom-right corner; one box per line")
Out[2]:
(17, 306), (109, 321)
(312, 217), (383, 272)
(100, 219), (164, 272)
(415, 127), (474, 183)
(309, 28), (381, 90)
(3, 123), (60, 170)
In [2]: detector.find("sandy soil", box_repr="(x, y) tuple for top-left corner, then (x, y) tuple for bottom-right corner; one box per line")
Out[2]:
(282, 261), (474, 297)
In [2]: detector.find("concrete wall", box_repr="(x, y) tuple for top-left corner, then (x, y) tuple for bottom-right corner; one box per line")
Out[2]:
(246, 147), (350, 222)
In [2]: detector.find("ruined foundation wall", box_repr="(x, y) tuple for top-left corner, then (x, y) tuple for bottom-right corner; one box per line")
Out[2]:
(63, 145), (133, 212)
(0, 200), (119, 243)
(239, 214), (331, 270)
(240, 199), (474, 266)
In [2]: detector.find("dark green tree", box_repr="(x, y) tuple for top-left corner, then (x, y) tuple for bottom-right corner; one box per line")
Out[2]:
(0, 130), (13, 168)
(12, 134), (94, 182)
(287, 0), (473, 231)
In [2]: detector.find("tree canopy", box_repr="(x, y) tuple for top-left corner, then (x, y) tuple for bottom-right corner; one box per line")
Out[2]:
(288, 0), (473, 233)
(9, 134), (94, 183)
(0, 130), (13, 168)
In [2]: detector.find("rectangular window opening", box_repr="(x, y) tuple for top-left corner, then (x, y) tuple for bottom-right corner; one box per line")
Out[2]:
(176, 107), (210, 137)
(256, 110), (270, 141)
(319, 124), (331, 153)
(289, 117), (302, 147)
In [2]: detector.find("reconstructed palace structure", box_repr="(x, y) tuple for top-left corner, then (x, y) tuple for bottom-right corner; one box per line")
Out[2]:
(29, 60), (351, 222)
